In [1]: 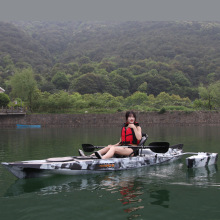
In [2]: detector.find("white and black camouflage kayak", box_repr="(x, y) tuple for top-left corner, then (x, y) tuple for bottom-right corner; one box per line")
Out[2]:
(1, 143), (218, 179)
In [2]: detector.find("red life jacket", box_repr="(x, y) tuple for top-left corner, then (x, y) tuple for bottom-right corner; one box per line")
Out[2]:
(121, 122), (140, 145)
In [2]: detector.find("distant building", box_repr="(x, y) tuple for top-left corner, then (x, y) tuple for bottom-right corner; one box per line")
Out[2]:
(0, 87), (5, 93)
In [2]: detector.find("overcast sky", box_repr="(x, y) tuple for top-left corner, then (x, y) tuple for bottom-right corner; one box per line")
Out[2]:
(1, 0), (220, 21)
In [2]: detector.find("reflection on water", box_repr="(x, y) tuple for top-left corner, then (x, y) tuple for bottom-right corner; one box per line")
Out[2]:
(187, 164), (218, 178)
(187, 164), (218, 186)
(169, 164), (219, 188)
(149, 189), (169, 208)
(101, 175), (144, 215)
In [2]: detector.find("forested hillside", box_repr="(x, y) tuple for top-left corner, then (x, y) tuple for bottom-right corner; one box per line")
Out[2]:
(0, 22), (52, 72)
(0, 21), (220, 112)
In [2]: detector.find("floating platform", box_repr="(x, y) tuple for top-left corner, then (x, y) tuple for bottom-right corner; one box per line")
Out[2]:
(16, 124), (41, 128)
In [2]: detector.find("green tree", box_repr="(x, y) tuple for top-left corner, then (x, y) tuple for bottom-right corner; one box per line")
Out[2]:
(198, 81), (220, 110)
(108, 73), (130, 97)
(99, 60), (117, 72)
(40, 81), (56, 93)
(52, 72), (70, 90)
(156, 92), (171, 103)
(15, 61), (31, 69)
(207, 72), (217, 83)
(77, 56), (91, 65)
(129, 65), (145, 75)
(66, 62), (79, 74)
(137, 82), (147, 93)
(171, 71), (191, 87)
(51, 63), (79, 75)
(73, 73), (107, 94)
(53, 91), (74, 110)
(92, 93), (122, 109)
(0, 55), (14, 69)
(0, 93), (10, 107)
(51, 63), (66, 75)
(147, 75), (172, 96)
(70, 92), (88, 109)
(79, 64), (95, 75)
(125, 91), (148, 107)
(133, 72), (172, 95)
(10, 68), (37, 110)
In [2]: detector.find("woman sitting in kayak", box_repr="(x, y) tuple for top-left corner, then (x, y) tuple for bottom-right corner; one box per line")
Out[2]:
(94, 111), (142, 159)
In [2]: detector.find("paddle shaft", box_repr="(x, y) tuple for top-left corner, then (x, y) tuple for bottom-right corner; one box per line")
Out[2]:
(82, 143), (171, 154)
(88, 143), (181, 150)
(89, 145), (165, 149)
(82, 142), (184, 154)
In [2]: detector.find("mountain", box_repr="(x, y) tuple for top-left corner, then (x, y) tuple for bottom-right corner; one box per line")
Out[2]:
(0, 21), (220, 98)
(0, 22), (52, 72)
(10, 21), (220, 79)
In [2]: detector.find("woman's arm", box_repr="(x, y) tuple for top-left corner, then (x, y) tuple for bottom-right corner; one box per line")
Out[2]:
(128, 124), (142, 140)
(114, 138), (122, 146)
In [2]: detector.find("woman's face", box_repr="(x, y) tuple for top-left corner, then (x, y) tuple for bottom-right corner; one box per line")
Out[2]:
(127, 114), (135, 124)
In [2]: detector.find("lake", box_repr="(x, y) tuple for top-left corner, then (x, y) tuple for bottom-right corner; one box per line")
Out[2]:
(0, 126), (220, 220)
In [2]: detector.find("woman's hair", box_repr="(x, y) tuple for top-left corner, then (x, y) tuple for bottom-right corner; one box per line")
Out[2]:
(125, 111), (136, 121)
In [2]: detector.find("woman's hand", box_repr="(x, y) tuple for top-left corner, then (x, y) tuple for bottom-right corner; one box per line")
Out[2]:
(127, 123), (136, 129)
(128, 124), (142, 140)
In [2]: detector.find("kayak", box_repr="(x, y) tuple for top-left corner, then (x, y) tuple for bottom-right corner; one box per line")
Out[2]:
(1, 144), (218, 179)
(1, 145), (182, 179)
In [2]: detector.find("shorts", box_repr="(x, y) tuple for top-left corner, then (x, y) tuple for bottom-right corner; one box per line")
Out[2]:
(128, 147), (139, 156)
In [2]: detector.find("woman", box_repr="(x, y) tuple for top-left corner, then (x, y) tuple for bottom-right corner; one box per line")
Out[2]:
(94, 111), (142, 159)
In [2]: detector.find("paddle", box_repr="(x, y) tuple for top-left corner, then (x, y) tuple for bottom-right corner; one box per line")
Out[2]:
(82, 142), (170, 154)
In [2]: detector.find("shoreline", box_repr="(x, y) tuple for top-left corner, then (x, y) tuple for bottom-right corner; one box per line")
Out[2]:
(0, 111), (220, 128)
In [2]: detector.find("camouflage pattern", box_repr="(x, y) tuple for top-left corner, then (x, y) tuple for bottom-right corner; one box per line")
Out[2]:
(1, 146), (218, 179)
(186, 152), (218, 168)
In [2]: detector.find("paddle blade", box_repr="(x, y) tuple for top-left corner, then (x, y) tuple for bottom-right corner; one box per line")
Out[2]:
(149, 142), (170, 147)
(148, 142), (170, 153)
(82, 144), (95, 152)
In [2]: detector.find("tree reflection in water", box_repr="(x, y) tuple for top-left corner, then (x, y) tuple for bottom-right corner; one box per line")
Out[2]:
(149, 189), (169, 208)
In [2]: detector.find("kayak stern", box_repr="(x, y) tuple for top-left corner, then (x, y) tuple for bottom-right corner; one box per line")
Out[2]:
(186, 152), (218, 168)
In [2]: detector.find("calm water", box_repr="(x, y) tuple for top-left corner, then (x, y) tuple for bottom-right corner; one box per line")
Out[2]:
(0, 126), (220, 220)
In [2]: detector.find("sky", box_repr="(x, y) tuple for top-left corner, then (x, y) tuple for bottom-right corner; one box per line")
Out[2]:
(0, 0), (220, 21)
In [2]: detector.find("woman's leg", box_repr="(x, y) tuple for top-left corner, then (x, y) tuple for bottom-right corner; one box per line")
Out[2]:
(98, 145), (114, 155)
(102, 146), (133, 159)
(91, 145), (114, 156)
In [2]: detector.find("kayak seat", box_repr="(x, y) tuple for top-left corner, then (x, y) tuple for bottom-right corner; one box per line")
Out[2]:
(138, 133), (148, 147)
(138, 133), (148, 156)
